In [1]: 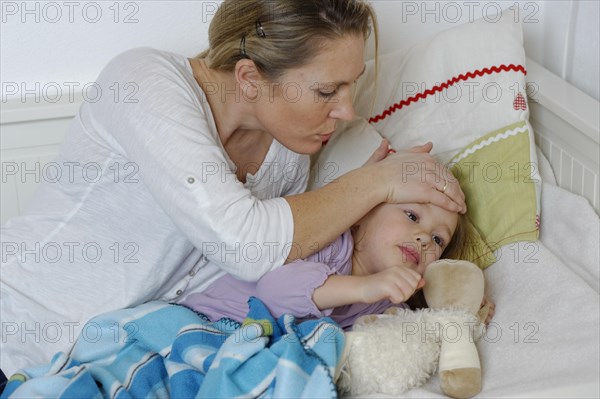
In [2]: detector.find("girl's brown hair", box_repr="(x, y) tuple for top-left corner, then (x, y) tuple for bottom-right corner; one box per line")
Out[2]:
(197, 0), (379, 81)
(441, 213), (486, 268)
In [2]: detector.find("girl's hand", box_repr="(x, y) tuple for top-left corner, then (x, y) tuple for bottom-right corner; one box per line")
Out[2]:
(365, 141), (466, 214)
(359, 267), (425, 305)
(363, 140), (434, 167)
(479, 295), (496, 325)
(362, 139), (391, 167)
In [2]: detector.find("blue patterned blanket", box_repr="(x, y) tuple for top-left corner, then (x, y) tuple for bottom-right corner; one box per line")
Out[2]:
(1, 298), (344, 398)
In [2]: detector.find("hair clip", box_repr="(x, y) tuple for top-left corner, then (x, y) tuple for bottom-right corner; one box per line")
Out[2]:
(239, 35), (249, 59)
(255, 20), (266, 38)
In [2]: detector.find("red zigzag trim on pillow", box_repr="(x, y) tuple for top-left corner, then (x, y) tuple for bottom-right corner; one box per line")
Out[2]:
(368, 64), (527, 124)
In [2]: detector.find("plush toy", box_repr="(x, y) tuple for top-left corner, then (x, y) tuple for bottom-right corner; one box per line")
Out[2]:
(335, 259), (487, 399)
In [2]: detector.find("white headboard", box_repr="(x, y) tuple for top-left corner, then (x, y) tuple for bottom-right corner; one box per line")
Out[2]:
(1, 59), (598, 223)
(525, 58), (599, 212)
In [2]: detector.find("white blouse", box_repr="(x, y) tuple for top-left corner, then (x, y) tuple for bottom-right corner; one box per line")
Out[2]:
(0, 47), (309, 375)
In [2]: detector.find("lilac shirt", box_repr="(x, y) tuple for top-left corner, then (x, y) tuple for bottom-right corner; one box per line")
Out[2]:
(182, 231), (408, 330)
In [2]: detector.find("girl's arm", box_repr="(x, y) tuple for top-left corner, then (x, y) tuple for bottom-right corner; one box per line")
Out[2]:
(255, 229), (424, 317)
(312, 267), (425, 309)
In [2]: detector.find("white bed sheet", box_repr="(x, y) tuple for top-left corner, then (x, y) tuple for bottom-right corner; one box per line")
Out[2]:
(347, 179), (600, 398)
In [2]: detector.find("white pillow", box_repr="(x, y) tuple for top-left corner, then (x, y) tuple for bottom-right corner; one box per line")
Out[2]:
(353, 14), (532, 162)
(308, 118), (383, 190)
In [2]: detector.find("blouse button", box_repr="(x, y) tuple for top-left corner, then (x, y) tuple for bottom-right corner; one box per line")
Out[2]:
(188, 270), (196, 276)
(187, 177), (195, 184)
(176, 289), (183, 296)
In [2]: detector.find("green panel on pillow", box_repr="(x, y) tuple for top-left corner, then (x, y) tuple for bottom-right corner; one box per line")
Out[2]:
(450, 121), (539, 268)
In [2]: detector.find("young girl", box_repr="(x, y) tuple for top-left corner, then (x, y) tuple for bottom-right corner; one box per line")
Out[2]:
(183, 202), (485, 329)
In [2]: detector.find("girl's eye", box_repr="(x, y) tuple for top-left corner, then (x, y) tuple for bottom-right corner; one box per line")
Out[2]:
(433, 235), (444, 247)
(405, 211), (418, 222)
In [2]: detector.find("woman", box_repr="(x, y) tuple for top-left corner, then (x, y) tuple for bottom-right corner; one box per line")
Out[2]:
(0, 0), (465, 376)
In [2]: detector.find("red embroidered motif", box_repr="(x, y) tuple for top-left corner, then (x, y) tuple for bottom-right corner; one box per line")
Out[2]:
(513, 92), (527, 110)
(368, 64), (527, 124)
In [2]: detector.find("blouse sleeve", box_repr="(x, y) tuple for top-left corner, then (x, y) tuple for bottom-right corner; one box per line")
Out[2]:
(255, 231), (353, 318)
(281, 156), (309, 196)
(85, 48), (298, 281)
(255, 260), (336, 318)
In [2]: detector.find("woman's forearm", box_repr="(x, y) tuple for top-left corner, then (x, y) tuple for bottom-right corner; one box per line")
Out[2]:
(284, 166), (384, 262)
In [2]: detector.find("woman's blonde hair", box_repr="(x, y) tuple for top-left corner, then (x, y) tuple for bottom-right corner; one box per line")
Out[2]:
(197, 0), (378, 80)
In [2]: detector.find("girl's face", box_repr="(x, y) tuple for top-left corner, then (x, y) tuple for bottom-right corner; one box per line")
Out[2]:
(352, 203), (459, 276)
(253, 34), (366, 155)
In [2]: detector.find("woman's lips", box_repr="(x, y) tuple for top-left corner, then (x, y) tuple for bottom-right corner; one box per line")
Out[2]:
(400, 246), (420, 265)
(319, 132), (333, 144)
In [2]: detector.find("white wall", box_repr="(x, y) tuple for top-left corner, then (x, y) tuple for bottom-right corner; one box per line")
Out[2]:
(1, 0), (213, 101)
(369, 0), (599, 100)
(1, 0), (598, 101)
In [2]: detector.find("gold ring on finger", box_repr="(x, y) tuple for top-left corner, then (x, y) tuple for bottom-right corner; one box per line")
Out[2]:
(441, 180), (448, 193)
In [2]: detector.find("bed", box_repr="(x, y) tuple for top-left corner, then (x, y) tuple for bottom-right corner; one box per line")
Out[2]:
(308, 12), (600, 399)
(311, 9), (600, 398)
(1, 8), (599, 399)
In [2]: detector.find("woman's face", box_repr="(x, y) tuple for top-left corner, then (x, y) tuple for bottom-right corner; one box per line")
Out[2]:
(253, 34), (366, 154)
(352, 203), (459, 277)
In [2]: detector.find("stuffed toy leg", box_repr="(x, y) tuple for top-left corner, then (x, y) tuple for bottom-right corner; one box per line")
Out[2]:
(422, 260), (485, 399)
(335, 260), (486, 399)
